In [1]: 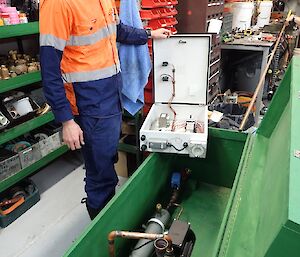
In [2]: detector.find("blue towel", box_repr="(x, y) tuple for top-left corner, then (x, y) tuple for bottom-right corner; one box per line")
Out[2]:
(119, 0), (152, 116)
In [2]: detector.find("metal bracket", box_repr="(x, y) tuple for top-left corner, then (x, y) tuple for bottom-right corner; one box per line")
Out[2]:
(294, 150), (300, 159)
(147, 218), (165, 232)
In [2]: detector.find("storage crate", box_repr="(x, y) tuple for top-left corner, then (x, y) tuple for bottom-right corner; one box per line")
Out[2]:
(140, 7), (177, 20)
(51, 132), (62, 150)
(0, 111), (10, 132)
(140, 9), (161, 20)
(0, 0), (7, 7)
(146, 17), (178, 30)
(0, 149), (21, 181)
(141, 0), (178, 9)
(39, 132), (62, 157)
(0, 179), (40, 228)
(18, 143), (41, 169)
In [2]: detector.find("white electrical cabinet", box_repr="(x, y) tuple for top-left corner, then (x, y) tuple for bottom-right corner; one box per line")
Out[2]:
(140, 35), (211, 158)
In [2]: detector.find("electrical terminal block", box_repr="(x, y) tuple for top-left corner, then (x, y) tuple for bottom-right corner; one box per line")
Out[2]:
(185, 115), (196, 133)
(158, 113), (170, 128)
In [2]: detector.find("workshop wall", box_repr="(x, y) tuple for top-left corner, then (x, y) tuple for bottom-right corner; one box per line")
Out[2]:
(286, 0), (300, 15)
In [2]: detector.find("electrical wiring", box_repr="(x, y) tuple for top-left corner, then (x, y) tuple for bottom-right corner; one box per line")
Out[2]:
(195, 121), (205, 134)
(169, 67), (176, 131)
(173, 120), (186, 132)
(167, 142), (188, 152)
(161, 62), (177, 132)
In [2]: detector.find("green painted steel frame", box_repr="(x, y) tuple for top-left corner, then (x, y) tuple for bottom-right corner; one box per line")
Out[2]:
(0, 112), (55, 145)
(0, 71), (41, 93)
(64, 127), (248, 257)
(63, 58), (300, 257)
(0, 22), (39, 39)
(216, 57), (300, 257)
(0, 145), (68, 192)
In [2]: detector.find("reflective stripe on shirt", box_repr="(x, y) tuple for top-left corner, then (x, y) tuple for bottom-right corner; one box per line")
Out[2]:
(62, 63), (121, 83)
(67, 23), (117, 46)
(40, 34), (67, 51)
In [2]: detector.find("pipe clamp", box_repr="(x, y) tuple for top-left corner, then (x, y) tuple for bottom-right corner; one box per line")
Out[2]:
(147, 218), (165, 232)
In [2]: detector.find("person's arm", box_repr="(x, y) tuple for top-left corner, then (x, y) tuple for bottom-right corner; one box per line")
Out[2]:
(40, 0), (84, 150)
(116, 22), (171, 45)
(294, 16), (300, 26)
(286, 14), (300, 26)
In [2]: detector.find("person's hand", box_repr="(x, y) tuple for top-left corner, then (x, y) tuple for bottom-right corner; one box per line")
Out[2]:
(151, 28), (172, 39)
(285, 14), (295, 25)
(62, 119), (84, 150)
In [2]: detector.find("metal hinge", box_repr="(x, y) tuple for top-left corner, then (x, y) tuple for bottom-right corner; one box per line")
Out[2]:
(294, 150), (300, 159)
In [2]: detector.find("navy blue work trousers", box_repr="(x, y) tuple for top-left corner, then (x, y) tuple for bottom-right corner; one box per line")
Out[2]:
(77, 113), (122, 210)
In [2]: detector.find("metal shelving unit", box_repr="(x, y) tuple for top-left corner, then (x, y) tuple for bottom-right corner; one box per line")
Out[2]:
(0, 21), (142, 192)
(0, 22), (39, 39)
(120, 111), (143, 166)
(0, 112), (55, 145)
(0, 71), (41, 93)
(0, 22), (68, 192)
(0, 145), (69, 192)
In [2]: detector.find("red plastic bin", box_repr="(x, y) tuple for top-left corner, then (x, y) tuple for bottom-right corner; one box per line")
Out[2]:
(158, 7), (178, 18)
(141, 0), (178, 9)
(140, 7), (178, 20)
(140, 9), (161, 20)
(146, 17), (178, 30)
(144, 88), (154, 103)
(166, 26), (177, 34)
(145, 76), (153, 90)
(143, 103), (152, 116)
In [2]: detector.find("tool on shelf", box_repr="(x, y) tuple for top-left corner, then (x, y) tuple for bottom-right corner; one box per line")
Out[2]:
(0, 50), (40, 80)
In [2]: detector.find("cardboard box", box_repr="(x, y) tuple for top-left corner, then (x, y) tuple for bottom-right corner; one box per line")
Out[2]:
(114, 151), (128, 178)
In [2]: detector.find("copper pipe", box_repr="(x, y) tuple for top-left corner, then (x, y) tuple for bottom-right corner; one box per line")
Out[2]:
(108, 231), (173, 257)
(154, 238), (169, 257)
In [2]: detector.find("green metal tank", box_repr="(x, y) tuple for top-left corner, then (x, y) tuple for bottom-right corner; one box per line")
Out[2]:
(63, 58), (300, 257)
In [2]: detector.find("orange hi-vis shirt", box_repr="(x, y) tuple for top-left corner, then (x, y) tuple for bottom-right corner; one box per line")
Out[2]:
(39, 0), (148, 122)
(40, 0), (120, 83)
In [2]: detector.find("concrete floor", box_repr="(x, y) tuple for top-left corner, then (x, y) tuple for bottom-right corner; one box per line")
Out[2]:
(0, 151), (128, 257)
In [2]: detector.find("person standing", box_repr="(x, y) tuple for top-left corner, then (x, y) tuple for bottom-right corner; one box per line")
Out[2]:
(40, 0), (170, 220)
